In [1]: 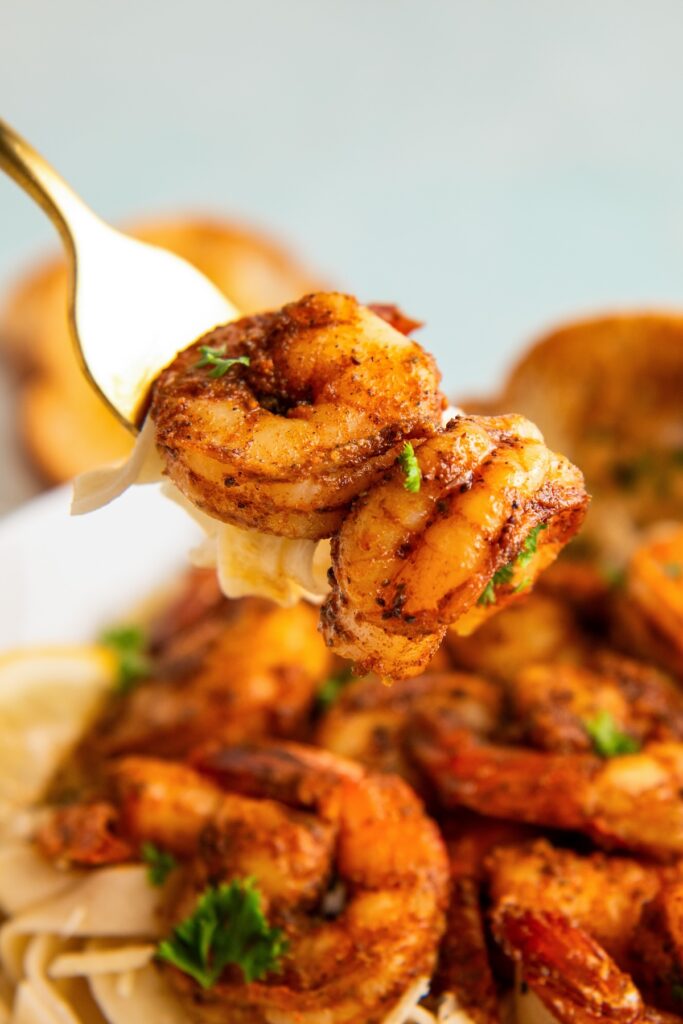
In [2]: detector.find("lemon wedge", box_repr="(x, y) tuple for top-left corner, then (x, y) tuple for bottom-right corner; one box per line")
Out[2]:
(0, 646), (116, 820)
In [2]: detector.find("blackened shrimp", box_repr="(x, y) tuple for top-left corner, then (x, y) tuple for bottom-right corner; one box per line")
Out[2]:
(113, 745), (450, 1024)
(486, 840), (682, 1023)
(98, 598), (333, 759)
(433, 815), (537, 1024)
(617, 525), (683, 679)
(486, 839), (661, 966)
(410, 714), (683, 860)
(321, 414), (588, 678)
(316, 671), (502, 789)
(151, 292), (445, 539)
(508, 653), (683, 753)
(447, 591), (586, 684)
(496, 908), (643, 1024)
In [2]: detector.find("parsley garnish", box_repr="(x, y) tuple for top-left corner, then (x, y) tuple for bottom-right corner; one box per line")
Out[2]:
(316, 666), (354, 710)
(516, 523), (548, 566)
(584, 710), (640, 758)
(142, 842), (177, 887)
(195, 346), (250, 379)
(601, 565), (627, 590)
(157, 878), (287, 988)
(100, 625), (150, 694)
(477, 524), (547, 606)
(398, 442), (422, 493)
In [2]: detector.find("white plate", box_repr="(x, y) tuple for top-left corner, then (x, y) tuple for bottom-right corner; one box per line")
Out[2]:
(0, 484), (202, 648)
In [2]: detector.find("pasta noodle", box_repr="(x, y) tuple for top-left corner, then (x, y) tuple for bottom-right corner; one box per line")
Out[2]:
(71, 421), (332, 607)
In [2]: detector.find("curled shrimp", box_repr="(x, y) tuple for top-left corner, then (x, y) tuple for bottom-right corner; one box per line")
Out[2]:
(98, 597), (333, 759)
(508, 653), (683, 753)
(496, 907), (643, 1024)
(150, 292), (445, 539)
(485, 839), (683, 1023)
(316, 671), (502, 789)
(321, 413), (588, 679)
(486, 839), (661, 966)
(111, 744), (449, 1024)
(618, 524), (683, 678)
(410, 714), (683, 860)
(447, 590), (586, 683)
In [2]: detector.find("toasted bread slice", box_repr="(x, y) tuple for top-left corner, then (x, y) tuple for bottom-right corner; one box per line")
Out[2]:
(0, 215), (325, 481)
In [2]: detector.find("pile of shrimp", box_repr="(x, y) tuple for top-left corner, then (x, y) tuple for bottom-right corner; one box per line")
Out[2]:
(150, 292), (588, 679)
(33, 535), (683, 1024)
(32, 306), (683, 1022)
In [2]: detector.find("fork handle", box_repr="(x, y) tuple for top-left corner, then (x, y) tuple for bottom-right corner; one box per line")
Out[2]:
(0, 118), (96, 252)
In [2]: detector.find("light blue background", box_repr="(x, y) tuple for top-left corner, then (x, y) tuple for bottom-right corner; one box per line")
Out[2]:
(3, 0), (683, 400)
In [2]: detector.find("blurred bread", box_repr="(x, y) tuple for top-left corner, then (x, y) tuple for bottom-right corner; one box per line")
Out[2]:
(0, 215), (325, 482)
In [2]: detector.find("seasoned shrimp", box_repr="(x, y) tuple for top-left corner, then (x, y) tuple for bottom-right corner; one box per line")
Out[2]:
(496, 907), (644, 1024)
(432, 815), (537, 1024)
(447, 591), (586, 683)
(321, 413), (588, 679)
(316, 671), (502, 789)
(486, 839), (661, 965)
(486, 840), (683, 1023)
(630, 880), (683, 1014)
(113, 744), (449, 1024)
(509, 653), (683, 753)
(410, 715), (683, 859)
(616, 525), (683, 679)
(489, 313), (683, 565)
(97, 598), (333, 759)
(151, 292), (445, 539)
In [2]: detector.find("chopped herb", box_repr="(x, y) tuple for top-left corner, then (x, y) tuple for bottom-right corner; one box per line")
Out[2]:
(195, 346), (250, 379)
(601, 565), (627, 590)
(517, 523), (548, 567)
(477, 579), (497, 607)
(142, 842), (177, 887)
(316, 666), (354, 710)
(476, 524), (547, 606)
(584, 710), (640, 758)
(513, 577), (531, 594)
(477, 564), (514, 607)
(398, 442), (422, 493)
(664, 563), (683, 580)
(492, 563), (515, 587)
(157, 878), (287, 988)
(100, 625), (150, 694)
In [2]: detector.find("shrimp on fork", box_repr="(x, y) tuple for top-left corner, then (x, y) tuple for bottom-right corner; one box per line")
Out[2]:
(321, 414), (588, 678)
(151, 292), (445, 539)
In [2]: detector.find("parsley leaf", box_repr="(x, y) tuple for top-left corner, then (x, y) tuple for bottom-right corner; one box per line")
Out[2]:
(100, 625), (150, 694)
(142, 842), (177, 887)
(398, 442), (422, 493)
(584, 710), (640, 758)
(195, 346), (250, 379)
(517, 523), (548, 567)
(477, 523), (548, 607)
(477, 579), (496, 607)
(316, 666), (354, 710)
(157, 878), (287, 988)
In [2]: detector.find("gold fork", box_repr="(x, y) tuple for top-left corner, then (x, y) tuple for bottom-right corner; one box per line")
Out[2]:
(0, 118), (239, 429)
